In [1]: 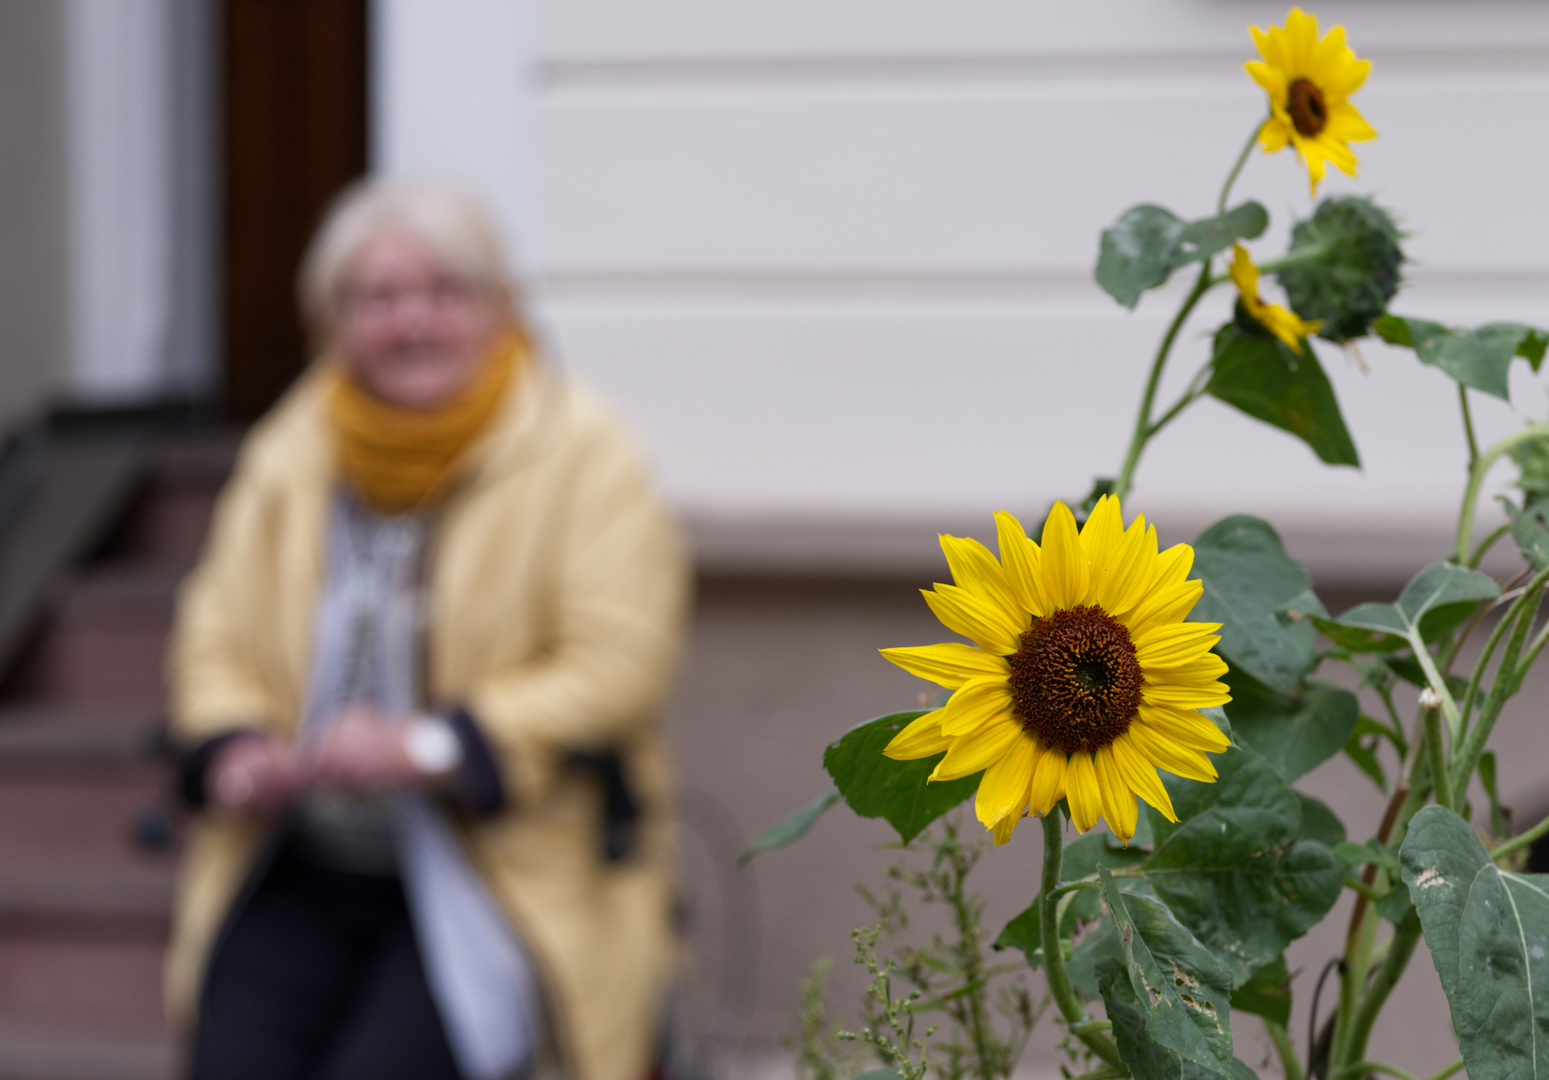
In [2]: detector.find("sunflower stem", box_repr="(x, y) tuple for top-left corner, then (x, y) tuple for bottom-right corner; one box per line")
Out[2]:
(1456, 425), (1549, 564)
(1113, 261), (1216, 503)
(1459, 385), (1480, 473)
(1218, 122), (1263, 215)
(1449, 570), (1549, 799)
(1266, 1019), (1305, 1080)
(1039, 813), (1125, 1070)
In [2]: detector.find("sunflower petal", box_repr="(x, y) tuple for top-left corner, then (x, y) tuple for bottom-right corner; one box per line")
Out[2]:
(922, 584), (1024, 655)
(1065, 751), (1102, 833)
(1079, 496), (1124, 583)
(1138, 703), (1232, 753)
(1143, 680), (1232, 709)
(940, 534), (1020, 616)
(883, 710), (952, 759)
(994, 511), (1048, 617)
(1039, 502), (1089, 611)
(930, 716), (1021, 781)
(1094, 745), (1138, 843)
(1028, 744), (1067, 816)
(1133, 622), (1222, 668)
(1123, 578), (1204, 640)
(1128, 721), (1220, 783)
(1113, 733), (1178, 822)
(937, 678), (1016, 736)
(880, 642), (1010, 689)
(976, 733), (1037, 833)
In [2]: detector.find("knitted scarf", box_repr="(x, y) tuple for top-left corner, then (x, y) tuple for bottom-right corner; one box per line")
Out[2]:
(328, 334), (521, 515)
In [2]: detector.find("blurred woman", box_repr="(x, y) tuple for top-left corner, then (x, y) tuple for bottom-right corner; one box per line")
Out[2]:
(165, 179), (688, 1080)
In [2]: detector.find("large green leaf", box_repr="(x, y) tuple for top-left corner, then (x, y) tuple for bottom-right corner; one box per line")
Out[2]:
(1206, 324), (1360, 467)
(1190, 515), (1323, 694)
(1298, 794), (1347, 848)
(1375, 315), (1549, 401)
(1229, 955), (1292, 1027)
(1141, 746), (1346, 982)
(823, 712), (980, 843)
(995, 833), (1147, 970)
(1097, 869), (1236, 1079)
(1226, 679), (1359, 782)
(1334, 562), (1501, 648)
(1506, 497), (1549, 571)
(739, 787), (841, 865)
(1096, 202), (1268, 309)
(1401, 806), (1549, 1080)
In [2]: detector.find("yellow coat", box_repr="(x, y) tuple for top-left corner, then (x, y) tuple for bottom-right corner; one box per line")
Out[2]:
(165, 361), (690, 1080)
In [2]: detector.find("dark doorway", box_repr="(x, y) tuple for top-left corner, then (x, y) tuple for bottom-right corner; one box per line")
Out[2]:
(222, 0), (369, 422)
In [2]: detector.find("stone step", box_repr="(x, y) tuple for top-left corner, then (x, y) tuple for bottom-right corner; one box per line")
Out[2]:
(0, 1020), (172, 1080)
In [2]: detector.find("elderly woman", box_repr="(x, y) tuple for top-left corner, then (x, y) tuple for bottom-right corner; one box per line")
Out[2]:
(166, 180), (688, 1080)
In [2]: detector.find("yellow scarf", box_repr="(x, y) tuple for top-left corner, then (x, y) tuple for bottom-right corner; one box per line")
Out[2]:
(328, 334), (523, 515)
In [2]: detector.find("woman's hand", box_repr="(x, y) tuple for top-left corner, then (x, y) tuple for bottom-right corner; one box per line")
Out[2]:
(209, 735), (304, 818)
(310, 704), (422, 792)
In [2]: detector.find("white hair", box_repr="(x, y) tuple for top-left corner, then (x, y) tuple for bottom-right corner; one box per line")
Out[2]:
(298, 178), (519, 344)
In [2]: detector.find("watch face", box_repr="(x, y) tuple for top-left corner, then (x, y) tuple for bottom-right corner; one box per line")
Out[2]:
(407, 719), (462, 774)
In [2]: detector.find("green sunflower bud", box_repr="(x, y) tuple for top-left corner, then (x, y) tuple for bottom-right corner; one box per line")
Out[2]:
(1274, 195), (1405, 342)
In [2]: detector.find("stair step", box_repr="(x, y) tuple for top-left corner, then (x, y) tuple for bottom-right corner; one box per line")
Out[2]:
(0, 709), (164, 773)
(0, 1021), (172, 1080)
(0, 864), (172, 939)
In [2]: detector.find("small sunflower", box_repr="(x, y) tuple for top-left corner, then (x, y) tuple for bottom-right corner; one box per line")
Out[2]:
(1229, 244), (1322, 354)
(1247, 8), (1376, 195)
(881, 498), (1231, 845)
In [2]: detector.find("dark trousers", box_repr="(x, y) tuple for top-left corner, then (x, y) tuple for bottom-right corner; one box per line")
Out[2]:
(189, 843), (463, 1080)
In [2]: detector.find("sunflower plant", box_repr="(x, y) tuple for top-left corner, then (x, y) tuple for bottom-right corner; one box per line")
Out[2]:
(746, 10), (1549, 1080)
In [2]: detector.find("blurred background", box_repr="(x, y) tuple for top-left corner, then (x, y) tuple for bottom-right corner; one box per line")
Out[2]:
(0, 1), (1546, 1078)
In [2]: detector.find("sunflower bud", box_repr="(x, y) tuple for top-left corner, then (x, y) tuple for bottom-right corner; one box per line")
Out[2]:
(1274, 196), (1405, 342)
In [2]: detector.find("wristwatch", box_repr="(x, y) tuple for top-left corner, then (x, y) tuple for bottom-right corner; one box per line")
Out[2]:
(404, 716), (464, 777)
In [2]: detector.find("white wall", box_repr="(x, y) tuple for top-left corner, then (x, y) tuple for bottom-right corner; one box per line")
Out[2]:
(65, 0), (216, 404)
(373, 1), (1549, 538)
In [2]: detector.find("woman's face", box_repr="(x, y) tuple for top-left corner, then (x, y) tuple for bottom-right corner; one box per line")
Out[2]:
(336, 229), (503, 410)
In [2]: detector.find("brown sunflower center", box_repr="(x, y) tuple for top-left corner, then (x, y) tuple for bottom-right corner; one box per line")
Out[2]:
(1287, 78), (1328, 137)
(1008, 605), (1143, 753)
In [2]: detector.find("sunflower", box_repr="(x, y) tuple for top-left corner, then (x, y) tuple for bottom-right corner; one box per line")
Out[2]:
(881, 498), (1230, 845)
(1229, 244), (1322, 353)
(1247, 8), (1376, 195)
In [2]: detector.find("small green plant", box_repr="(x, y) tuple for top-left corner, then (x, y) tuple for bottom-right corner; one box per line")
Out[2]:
(789, 815), (1044, 1080)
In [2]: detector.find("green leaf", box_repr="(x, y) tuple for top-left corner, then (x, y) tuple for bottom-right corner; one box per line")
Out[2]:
(1190, 515), (1322, 693)
(1332, 562), (1500, 647)
(823, 712), (979, 843)
(1397, 562), (1501, 641)
(1070, 914), (1125, 1002)
(1096, 202), (1268, 309)
(1206, 323), (1360, 467)
(1343, 717), (1388, 790)
(993, 833), (1146, 968)
(1506, 497), (1549, 571)
(1334, 840), (1399, 872)
(1298, 794), (1347, 848)
(1375, 315), (1549, 401)
(851, 1070), (904, 1080)
(1401, 805), (1549, 1080)
(1310, 614), (1406, 654)
(1226, 679), (1358, 782)
(1141, 745), (1346, 983)
(1229, 955), (1292, 1027)
(1097, 869), (1236, 1078)
(739, 787), (842, 865)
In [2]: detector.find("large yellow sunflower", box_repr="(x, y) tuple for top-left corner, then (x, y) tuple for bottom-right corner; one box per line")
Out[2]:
(1229, 244), (1322, 353)
(881, 498), (1231, 845)
(1247, 8), (1376, 195)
